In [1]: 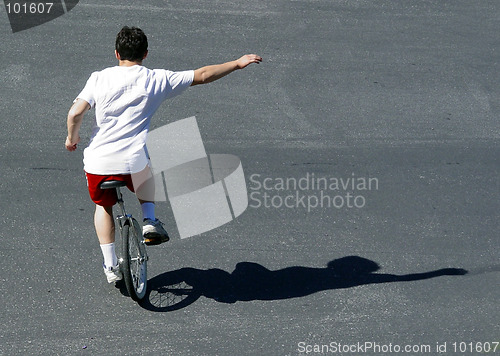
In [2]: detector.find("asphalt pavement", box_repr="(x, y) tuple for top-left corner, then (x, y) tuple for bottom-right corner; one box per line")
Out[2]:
(0, 1), (498, 355)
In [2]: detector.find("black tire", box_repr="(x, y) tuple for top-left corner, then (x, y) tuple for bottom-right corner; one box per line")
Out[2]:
(120, 218), (148, 301)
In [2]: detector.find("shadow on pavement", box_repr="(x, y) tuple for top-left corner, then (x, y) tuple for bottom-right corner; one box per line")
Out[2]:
(139, 255), (467, 312)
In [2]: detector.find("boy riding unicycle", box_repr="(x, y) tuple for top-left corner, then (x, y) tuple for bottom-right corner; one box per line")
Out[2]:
(65, 26), (262, 283)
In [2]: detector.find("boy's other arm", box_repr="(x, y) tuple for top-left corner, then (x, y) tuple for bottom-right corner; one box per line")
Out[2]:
(191, 54), (262, 86)
(66, 98), (90, 151)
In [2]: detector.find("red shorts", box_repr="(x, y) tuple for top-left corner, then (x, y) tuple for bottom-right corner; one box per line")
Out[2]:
(85, 172), (136, 206)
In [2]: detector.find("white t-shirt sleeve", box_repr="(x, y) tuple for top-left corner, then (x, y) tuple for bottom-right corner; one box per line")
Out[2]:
(161, 70), (194, 100)
(75, 72), (98, 107)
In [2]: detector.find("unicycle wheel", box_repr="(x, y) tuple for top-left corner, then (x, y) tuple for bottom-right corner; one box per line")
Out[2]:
(120, 218), (148, 301)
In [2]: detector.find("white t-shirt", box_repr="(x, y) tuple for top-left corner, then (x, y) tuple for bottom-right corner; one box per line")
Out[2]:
(76, 65), (194, 175)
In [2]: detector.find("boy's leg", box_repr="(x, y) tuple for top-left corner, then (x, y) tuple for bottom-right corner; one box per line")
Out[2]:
(94, 204), (122, 283)
(85, 171), (123, 282)
(94, 204), (115, 245)
(133, 166), (169, 245)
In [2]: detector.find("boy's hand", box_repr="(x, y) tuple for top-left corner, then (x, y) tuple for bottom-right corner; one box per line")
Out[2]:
(65, 135), (80, 151)
(235, 54), (262, 69)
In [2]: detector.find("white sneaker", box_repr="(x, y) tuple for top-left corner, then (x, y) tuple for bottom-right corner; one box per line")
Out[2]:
(103, 264), (122, 283)
(143, 218), (170, 245)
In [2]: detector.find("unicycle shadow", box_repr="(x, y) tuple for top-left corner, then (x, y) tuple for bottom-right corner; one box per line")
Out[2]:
(139, 255), (467, 312)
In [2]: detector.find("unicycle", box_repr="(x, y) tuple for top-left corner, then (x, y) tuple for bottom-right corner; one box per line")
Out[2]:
(100, 180), (148, 301)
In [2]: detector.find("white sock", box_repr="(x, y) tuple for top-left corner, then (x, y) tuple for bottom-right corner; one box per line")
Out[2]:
(100, 243), (117, 268)
(141, 202), (155, 221)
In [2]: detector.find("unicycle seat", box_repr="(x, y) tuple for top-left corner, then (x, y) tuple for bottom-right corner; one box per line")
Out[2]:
(100, 180), (128, 190)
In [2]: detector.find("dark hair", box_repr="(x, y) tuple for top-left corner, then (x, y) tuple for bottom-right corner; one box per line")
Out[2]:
(115, 26), (148, 61)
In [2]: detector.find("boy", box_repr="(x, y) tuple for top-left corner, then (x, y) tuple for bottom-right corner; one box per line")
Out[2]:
(66, 26), (262, 283)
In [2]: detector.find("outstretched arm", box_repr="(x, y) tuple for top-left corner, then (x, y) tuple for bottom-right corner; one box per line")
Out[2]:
(65, 98), (90, 151)
(191, 54), (262, 86)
